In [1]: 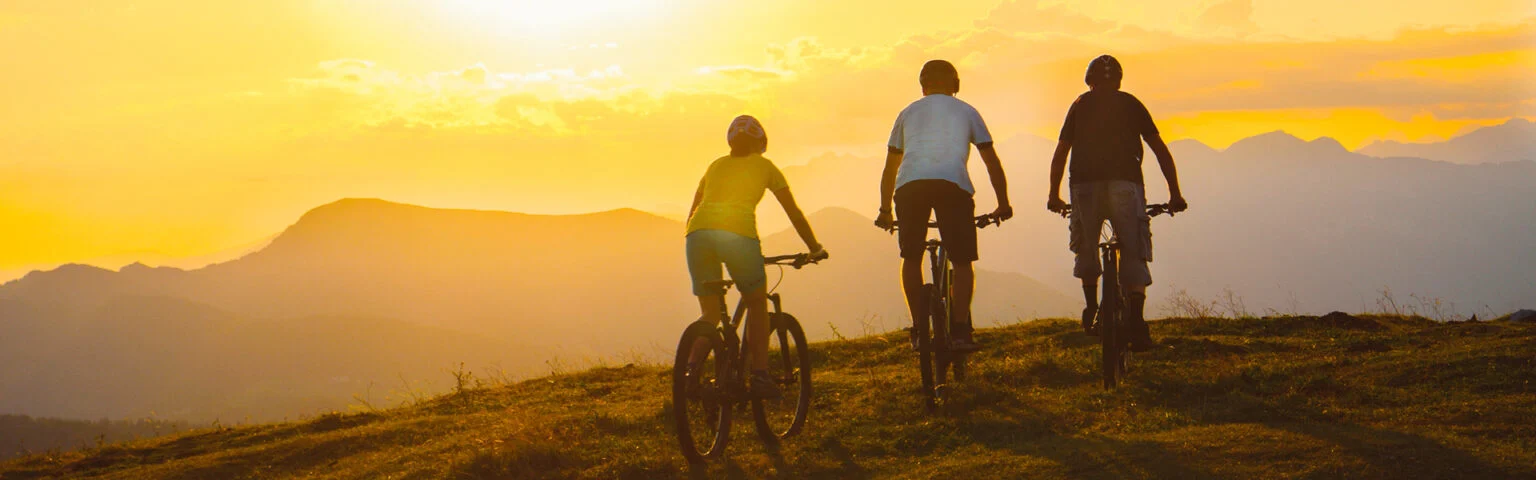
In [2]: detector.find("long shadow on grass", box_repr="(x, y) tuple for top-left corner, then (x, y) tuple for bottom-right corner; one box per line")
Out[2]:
(956, 401), (1217, 478)
(1132, 373), (1519, 478)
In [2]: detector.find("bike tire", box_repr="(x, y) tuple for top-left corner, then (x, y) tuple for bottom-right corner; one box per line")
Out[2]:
(1101, 250), (1121, 390)
(917, 283), (937, 410)
(931, 278), (950, 391)
(944, 260), (968, 383)
(1101, 310), (1119, 390)
(933, 248), (953, 392)
(673, 321), (731, 463)
(752, 313), (812, 440)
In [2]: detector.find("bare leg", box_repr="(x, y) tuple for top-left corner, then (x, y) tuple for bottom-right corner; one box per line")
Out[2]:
(741, 288), (771, 371)
(1125, 281), (1153, 350)
(901, 256), (926, 332)
(689, 295), (725, 365)
(951, 261), (975, 338)
(1082, 277), (1099, 333)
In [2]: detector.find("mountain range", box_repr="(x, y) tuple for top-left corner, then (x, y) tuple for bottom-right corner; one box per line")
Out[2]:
(0, 201), (1073, 421)
(1358, 118), (1535, 164)
(773, 121), (1536, 316)
(2, 121), (1532, 423)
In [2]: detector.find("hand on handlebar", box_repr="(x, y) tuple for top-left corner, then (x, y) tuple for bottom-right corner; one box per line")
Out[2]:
(808, 246), (829, 262)
(1047, 196), (1068, 216)
(990, 204), (1014, 222)
(1169, 196), (1188, 213)
(874, 209), (895, 233)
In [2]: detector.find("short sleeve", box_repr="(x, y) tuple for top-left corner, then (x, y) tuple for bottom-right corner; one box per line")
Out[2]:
(1058, 98), (1080, 142)
(765, 160), (789, 191)
(1129, 94), (1158, 136)
(969, 106), (994, 145)
(887, 110), (905, 151)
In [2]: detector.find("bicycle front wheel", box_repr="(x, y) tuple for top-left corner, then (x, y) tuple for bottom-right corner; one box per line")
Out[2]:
(752, 313), (812, 440)
(673, 321), (731, 463)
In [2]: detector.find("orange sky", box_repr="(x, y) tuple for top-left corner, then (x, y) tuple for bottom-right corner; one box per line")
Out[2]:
(1, 0), (1533, 276)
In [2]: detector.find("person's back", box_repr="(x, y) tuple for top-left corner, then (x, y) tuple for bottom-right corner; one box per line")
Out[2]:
(1061, 89), (1154, 187)
(687, 153), (784, 240)
(892, 94), (989, 195)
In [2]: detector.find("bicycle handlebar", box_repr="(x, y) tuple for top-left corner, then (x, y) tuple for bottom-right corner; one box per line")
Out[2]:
(764, 251), (830, 269)
(1053, 203), (1178, 218)
(886, 214), (1006, 232)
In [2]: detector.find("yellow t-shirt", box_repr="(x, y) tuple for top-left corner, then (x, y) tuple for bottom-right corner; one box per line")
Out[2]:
(685, 153), (789, 239)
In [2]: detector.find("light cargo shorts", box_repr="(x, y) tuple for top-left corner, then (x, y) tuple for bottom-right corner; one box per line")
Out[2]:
(1069, 180), (1153, 288)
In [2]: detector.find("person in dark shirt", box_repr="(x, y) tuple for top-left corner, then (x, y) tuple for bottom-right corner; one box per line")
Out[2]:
(1046, 55), (1188, 351)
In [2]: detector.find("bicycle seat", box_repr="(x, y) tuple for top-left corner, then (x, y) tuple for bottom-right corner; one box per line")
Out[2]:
(701, 280), (735, 292)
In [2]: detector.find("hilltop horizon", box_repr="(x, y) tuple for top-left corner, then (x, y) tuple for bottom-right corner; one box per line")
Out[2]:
(6, 117), (1533, 286)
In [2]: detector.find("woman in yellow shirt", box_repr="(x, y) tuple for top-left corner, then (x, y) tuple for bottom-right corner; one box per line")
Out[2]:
(686, 115), (826, 399)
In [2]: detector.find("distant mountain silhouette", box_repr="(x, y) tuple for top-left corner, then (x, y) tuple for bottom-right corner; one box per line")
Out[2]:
(0, 199), (1071, 421)
(768, 128), (1536, 316)
(1358, 118), (1536, 164)
(0, 294), (516, 421)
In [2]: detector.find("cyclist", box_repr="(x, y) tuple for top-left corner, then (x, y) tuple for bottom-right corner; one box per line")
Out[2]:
(875, 60), (1012, 353)
(686, 115), (827, 399)
(1046, 55), (1188, 352)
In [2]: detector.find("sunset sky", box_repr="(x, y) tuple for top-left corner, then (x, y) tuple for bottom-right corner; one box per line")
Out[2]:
(1, 0), (1533, 276)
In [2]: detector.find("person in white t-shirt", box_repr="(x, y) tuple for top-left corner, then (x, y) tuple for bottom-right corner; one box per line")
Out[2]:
(875, 60), (1013, 352)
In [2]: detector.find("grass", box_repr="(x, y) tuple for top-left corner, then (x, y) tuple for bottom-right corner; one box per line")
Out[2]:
(3, 313), (1533, 479)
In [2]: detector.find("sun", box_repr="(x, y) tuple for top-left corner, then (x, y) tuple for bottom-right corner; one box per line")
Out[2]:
(438, 0), (664, 35)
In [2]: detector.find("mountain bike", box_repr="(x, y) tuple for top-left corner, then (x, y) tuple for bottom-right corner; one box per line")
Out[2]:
(891, 215), (1004, 410)
(1057, 203), (1174, 389)
(671, 252), (825, 464)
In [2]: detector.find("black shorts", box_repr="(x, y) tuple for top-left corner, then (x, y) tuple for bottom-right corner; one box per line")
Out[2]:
(895, 179), (978, 262)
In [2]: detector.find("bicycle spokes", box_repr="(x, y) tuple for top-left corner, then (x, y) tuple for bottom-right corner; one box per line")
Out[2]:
(752, 315), (812, 440)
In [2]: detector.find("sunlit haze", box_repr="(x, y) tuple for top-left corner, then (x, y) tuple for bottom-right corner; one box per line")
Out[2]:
(1, 0), (1532, 274)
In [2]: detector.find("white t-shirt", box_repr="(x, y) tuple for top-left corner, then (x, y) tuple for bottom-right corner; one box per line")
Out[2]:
(888, 94), (993, 194)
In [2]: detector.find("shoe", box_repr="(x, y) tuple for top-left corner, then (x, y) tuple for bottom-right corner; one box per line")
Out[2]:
(1082, 306), (1099, 336)
(749, 370), (783, 400)
(905, 327), (921, 352)
(1126, 320), (1156, 352)
(949, 334), (981, 353)
(1128, 335), (1156, 352)
(1124, 292), (1154, 352)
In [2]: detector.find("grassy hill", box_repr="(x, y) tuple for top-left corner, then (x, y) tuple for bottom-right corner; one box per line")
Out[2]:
(3, 314), (1533, 479)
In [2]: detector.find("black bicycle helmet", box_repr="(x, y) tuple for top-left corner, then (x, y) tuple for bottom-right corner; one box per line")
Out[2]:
(919, 59), (960, 93)
(1085, 54), (1123, 86)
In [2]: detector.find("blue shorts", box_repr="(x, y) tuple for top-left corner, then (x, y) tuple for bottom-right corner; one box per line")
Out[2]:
(685, 229), (767, 296)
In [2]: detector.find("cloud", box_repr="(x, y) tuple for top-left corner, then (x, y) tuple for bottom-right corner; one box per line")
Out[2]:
(695, 65), (789, 81)
(1195, 0), (1259, 36)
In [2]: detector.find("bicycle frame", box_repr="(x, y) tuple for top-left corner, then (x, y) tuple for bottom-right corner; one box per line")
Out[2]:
(711, 291), (788, 381)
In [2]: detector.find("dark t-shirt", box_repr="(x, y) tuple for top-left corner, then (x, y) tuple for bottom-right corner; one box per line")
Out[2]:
(1058, 90), (1158, 185)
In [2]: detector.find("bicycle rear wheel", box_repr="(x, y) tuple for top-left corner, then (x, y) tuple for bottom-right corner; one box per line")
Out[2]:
(916, 284), (937, 410)
(931, 278), (951, 391)
(943, 261), (969, 383)
(1100, 249), (1121, 390)
(752, 313), (811, 440)
(673, 321), (731, 463)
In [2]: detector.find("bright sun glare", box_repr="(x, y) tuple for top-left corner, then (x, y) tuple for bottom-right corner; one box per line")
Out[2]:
(441, 0), (664, 34)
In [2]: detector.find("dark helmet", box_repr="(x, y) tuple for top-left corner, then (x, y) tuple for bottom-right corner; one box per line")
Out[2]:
(726, 115), (768, 153)
(919, 59), (960, 93)
(1085, 55), (1123, 86)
